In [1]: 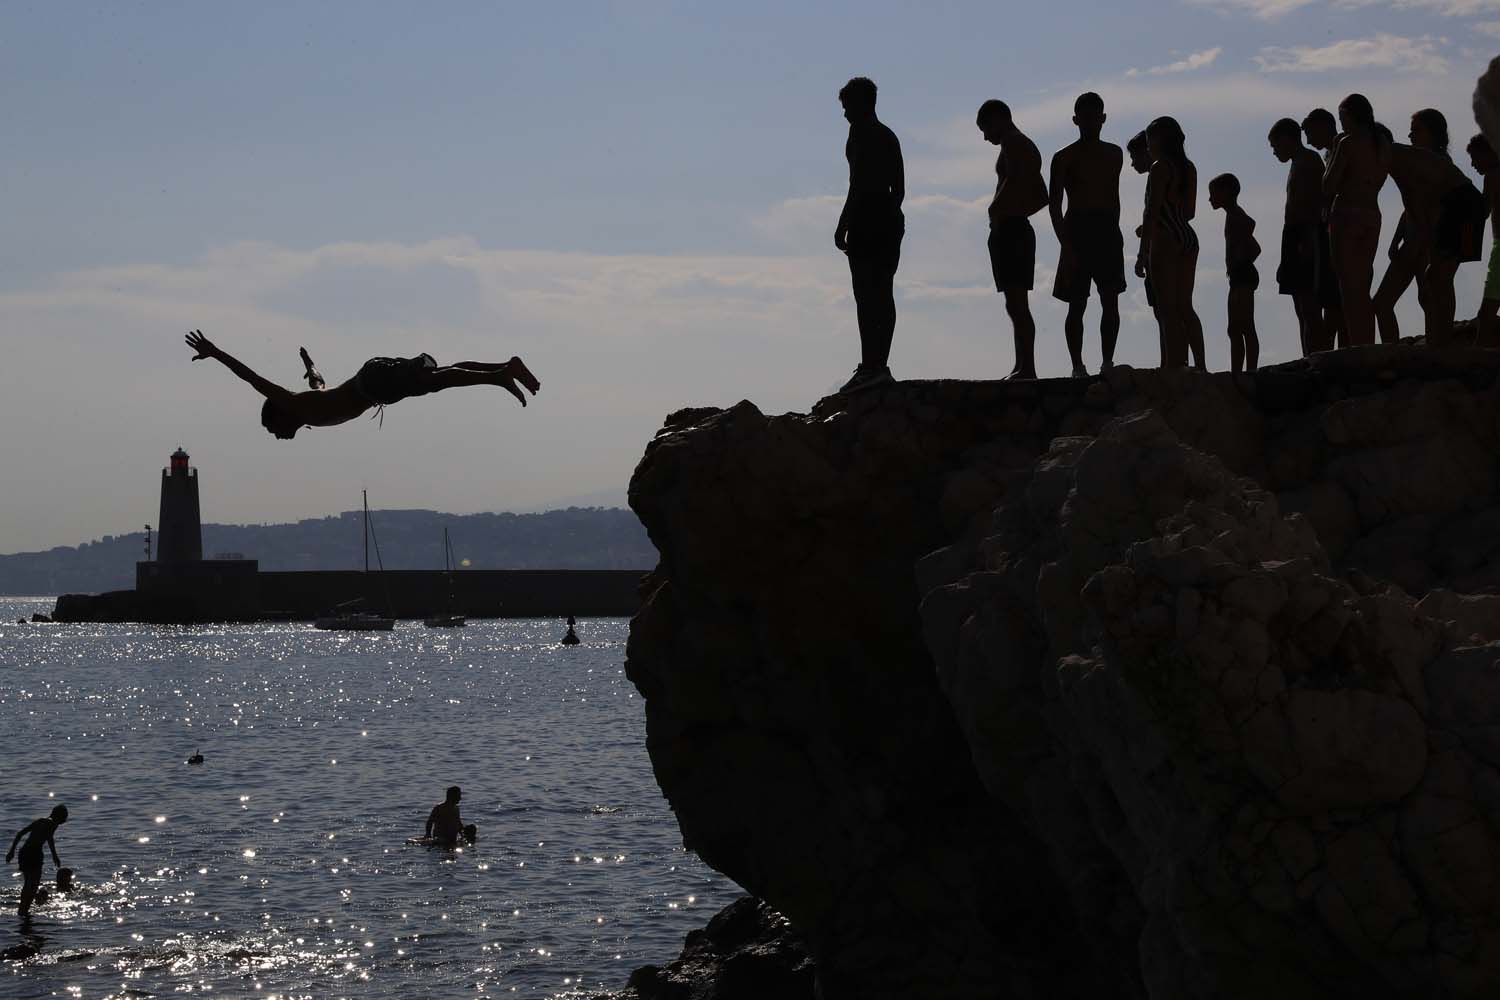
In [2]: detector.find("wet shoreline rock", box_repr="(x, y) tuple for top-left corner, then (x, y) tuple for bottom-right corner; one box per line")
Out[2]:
(593, 896), (814, 1000)
(624, 346), (1500, 998)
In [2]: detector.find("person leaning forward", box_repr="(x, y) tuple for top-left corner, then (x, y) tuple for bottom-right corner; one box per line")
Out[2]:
(978, 99), (1048, 380)
(834, 76), (905, 394)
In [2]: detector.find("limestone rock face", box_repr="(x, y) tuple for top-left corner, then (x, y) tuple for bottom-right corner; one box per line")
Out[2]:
(626, 347), (1500, 998)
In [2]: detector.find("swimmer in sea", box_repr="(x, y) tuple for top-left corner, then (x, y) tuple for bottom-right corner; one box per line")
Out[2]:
(426, 786), (465, 846)
(6, 805), (67, 918)
(183, 331), (540, 439)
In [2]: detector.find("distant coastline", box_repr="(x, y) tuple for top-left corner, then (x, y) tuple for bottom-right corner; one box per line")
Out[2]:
(0, 507), (654, 596)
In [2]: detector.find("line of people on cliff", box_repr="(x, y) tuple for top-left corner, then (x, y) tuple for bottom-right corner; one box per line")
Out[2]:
(834, 77), (1493, 392)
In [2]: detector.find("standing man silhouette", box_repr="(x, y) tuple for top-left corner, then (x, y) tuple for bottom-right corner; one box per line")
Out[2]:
(835, 77), (905, 393)
(1302, 108), (1348, 348)
(978, 99), (1048, 379)
(1048, 92), (1126, 377)
(1270, 118), (1328, 355)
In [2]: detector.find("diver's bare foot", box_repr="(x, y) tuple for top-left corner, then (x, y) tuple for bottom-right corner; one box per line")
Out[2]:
(496, 375), (527, 407)
(508, 357), (541, 395)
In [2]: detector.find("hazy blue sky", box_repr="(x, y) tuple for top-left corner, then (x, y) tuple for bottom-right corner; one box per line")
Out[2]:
(0, 0), (1489, 553)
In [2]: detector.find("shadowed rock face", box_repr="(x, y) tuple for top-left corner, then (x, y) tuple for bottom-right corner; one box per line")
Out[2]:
(626, 346), (1500, 998)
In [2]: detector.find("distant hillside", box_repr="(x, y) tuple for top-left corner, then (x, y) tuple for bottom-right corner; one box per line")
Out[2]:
(0, 508), (656, 596)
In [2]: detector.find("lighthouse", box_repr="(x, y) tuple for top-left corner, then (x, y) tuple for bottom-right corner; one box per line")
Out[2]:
(156, 447), (203, 564)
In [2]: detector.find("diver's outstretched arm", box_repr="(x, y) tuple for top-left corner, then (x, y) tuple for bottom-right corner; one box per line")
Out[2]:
(185, 330), (294, 403)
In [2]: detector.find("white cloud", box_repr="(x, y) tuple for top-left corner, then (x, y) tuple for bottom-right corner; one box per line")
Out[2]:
(1190, 0), (1318, 18)
(1350, 0), (1500, 13)
(1127, 47), (1224, 77)
(1196, 0), (1500, 14)
(1255, 34), (1451, 74)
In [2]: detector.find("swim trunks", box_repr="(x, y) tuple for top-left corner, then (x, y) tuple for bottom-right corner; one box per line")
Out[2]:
(988, 217), (1036, 292)
(1277, 223), (1317, 296)
(354, 354), (438, 406)
(1053, 212), (1127, 302)
(17, 842), (42, 878)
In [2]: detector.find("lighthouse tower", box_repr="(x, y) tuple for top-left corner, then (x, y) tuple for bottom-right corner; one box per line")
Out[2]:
(156, 447), (203, 564)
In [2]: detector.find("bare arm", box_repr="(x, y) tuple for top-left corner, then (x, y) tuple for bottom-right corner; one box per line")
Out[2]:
(1322, 137), (1349, 220)
(425, 807), (436, 838)
(6, 821), (34, 862)
(185, 331), (293, 403)
(1048, 150), (1068, 240)
(47, 829), (59, 868)
(890, 135), (905, 213)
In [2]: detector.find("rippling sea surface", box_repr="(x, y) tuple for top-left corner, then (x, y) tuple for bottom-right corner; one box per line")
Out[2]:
(0, 598), (725, 1000)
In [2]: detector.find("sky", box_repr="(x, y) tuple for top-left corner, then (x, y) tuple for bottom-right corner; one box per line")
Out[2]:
(0, 0), (1491, 554)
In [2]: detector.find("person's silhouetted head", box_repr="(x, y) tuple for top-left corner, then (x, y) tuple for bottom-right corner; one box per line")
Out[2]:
(1145, 117), (1190, 192)
(445, 786), (461, 804)
(1126, 131), (1151, 174)
(1301, 108), (1338, 151)
(260, 398), (301, 440)
(839, 77), (877, 123)
(1410, 108), (1449, 156)
(1268, 118), (1303, 162)
(977, 99), (1013, 144)
(1338, 94), (1391, 146)
(50, 805), (68, 825)
(1073, 92), (1105, 138)
(1207, 173), (1240, 210)
(1469, 133), (1497, 175)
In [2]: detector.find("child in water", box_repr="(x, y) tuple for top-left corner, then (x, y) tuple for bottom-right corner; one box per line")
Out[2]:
(6, 805), (68, 917)
(1209, 173), (1261, 372)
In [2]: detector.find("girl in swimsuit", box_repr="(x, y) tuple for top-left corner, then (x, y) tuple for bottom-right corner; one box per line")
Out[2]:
(1323, 94), (1392, 347)
(1138, 117), (1205, 369)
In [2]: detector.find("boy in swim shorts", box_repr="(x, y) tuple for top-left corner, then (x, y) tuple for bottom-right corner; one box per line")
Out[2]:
(183, 331), (540, 439)
(6, 805), (67, 917)
(1209, 173), (1261, 372)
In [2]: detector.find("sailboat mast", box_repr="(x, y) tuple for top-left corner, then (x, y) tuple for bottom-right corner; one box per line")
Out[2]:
(363, 489), (370, 574)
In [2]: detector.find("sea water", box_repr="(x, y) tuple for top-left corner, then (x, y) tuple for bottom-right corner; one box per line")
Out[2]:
(0, 597), (727, 999)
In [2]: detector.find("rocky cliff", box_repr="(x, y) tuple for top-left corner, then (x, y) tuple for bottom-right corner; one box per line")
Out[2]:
(624, 346), (1500, 998)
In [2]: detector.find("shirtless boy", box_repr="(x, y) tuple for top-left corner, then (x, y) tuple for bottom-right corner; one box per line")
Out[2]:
(6, 805), (67, 917)
(978, 100), (1049, 379)
(1209, 174), (1261, 372)
(1469, 134), (1500, 340)
(1270, 118), (1328, 355)
(1323, 94), (1392, 347)
(184, 331), (540, 439)
(1048, 92), (1126, 377)
(426, 786), (465, 846)
(1302, 108), (1347, 347)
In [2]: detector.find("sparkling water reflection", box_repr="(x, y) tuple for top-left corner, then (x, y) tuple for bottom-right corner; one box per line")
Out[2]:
(0, 598), (723, 998)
